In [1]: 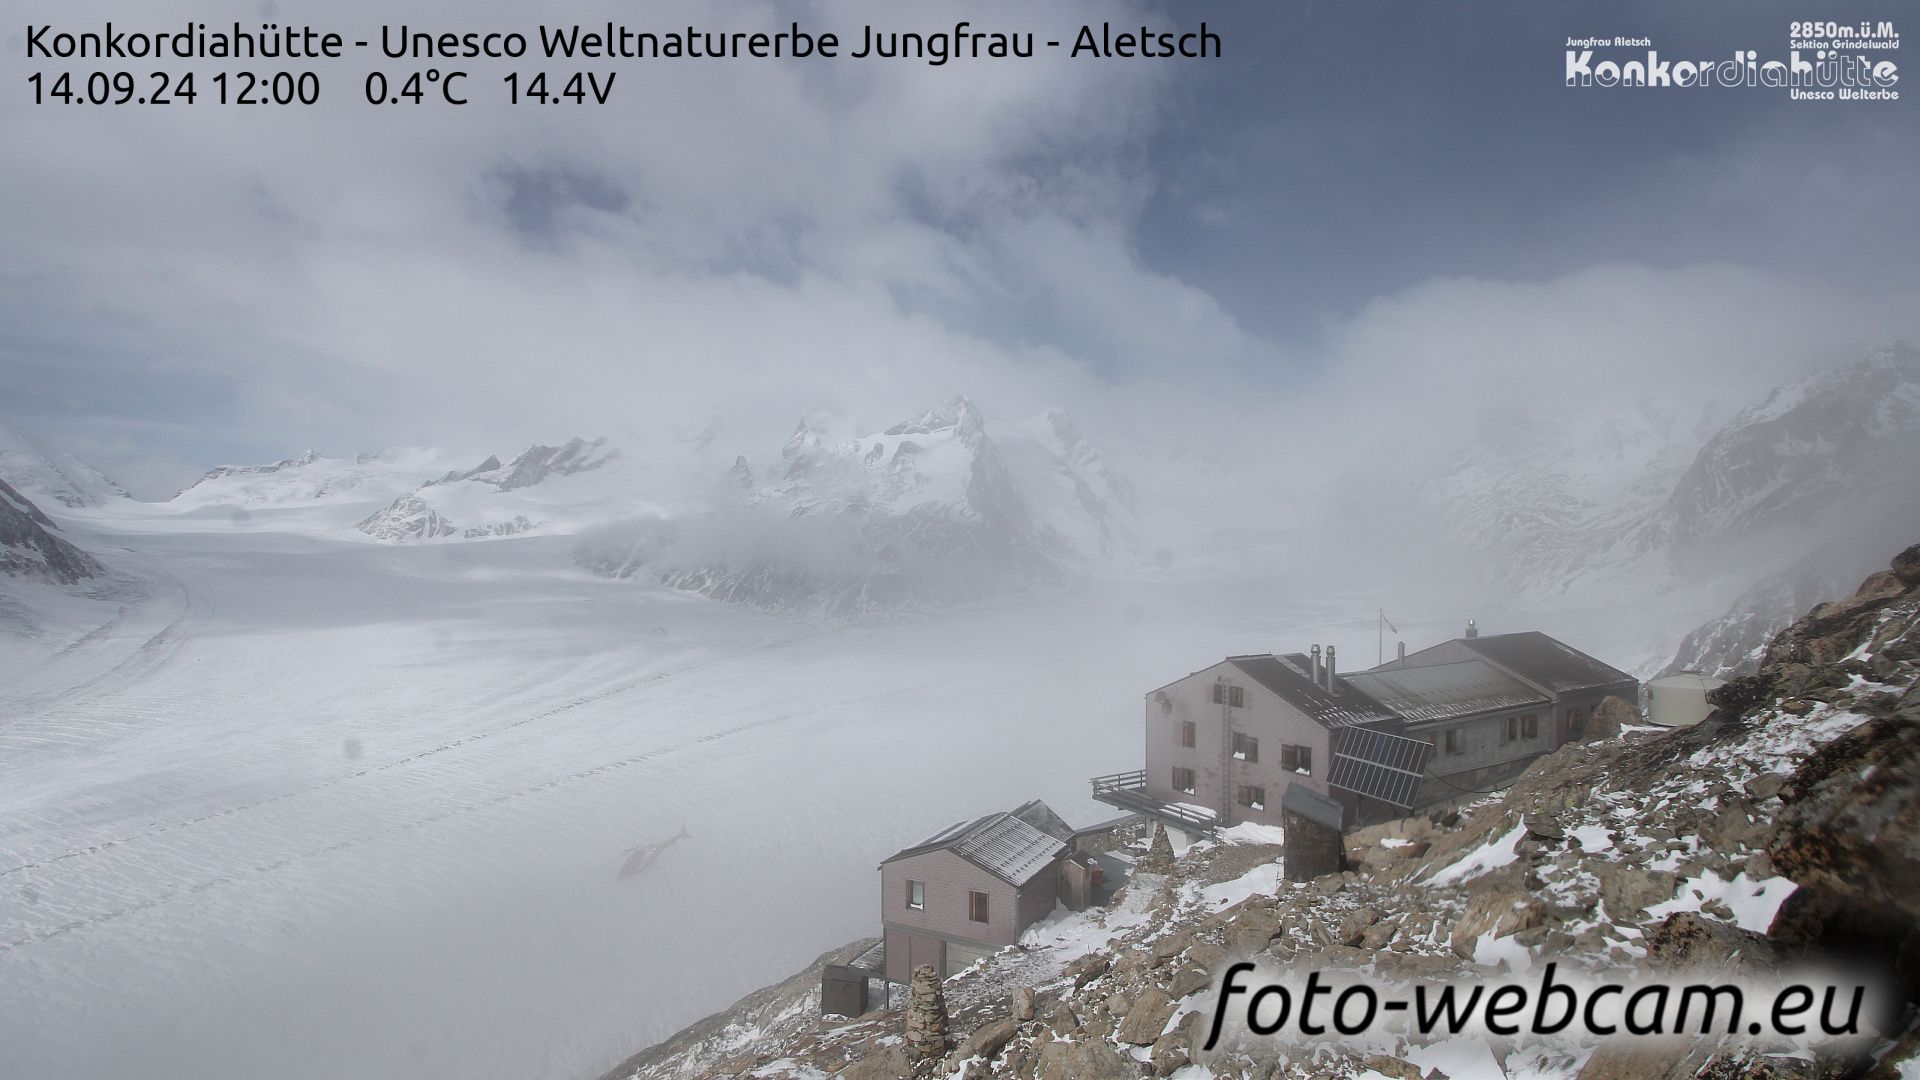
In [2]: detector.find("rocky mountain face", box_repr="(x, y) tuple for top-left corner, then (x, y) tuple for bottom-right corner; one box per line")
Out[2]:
(1417, 345), (1920, 608)
(354, 493), (457, 542)
(0, 476), (102, 584)
(1660, 531), (1907, 679)
(427, 436), (615, 493)
(578, 398), (1136, 616)
(620, 543), (1920, 1080)
(1659, 345), (1920, 557)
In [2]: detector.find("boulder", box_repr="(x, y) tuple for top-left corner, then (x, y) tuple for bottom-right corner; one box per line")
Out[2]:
(1364, 1055), (1426, 1080)
(1036, 1034), (1137, 1079)
(948, 1018), (1017, 1067)
(1167, 964), (1212, 999)
(1149, 1012), (1200, 1077)
(1587, 695), (1638, 740)
(1892, 542), (1920, 587)
(1597, 866), (1677, 916)
(840, 1045), (913, 1080)
(1449, 893), (1541, 958)
(1150, 930), (1192, 961)
(1769, 716), (1920, 921)
(1065, 953), (1109, 988)
(1339, 906), (1380, 946)
(1644, 911), (1780, 972)
(1575, 1038), (1697, 1080)
(1115, 987), (1177, 1045)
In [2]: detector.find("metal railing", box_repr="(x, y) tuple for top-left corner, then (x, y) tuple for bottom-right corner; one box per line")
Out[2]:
(1090, 769), (1147, 794)
(1088, 770), (1218, 832)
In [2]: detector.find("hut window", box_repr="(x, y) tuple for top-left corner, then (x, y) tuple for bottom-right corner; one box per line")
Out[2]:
(968, 891), (990, 923)
(1171, 766), (1196, 794)
(1444, 729), (1462, 754)
(1281, 744), (1313, 775)
(1521, 714), (1539, 739)
(1211, 683), (1245, 707)
(1178, 720), (1196, 748)
(1232, 733), (1259, 762)
(1237, 785), (1266, 810)
(906, 880), (924, 910)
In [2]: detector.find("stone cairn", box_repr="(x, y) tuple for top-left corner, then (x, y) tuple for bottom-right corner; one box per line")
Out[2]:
(1135, 823), (1175, 874)
(904, 964), (948, 1060)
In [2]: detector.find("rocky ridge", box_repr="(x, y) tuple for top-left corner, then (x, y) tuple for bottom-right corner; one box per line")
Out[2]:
(0, 475), (102, 584)
(615, 542), (1920, 1079)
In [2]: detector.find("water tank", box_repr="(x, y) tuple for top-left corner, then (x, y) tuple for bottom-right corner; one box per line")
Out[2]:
(1646, 672), (1727, 727)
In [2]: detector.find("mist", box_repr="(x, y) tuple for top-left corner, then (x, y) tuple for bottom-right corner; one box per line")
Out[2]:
(5, 0), (1920, 1078)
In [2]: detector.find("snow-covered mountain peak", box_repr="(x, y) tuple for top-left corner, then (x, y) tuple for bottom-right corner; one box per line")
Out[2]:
(0, 420), (131, 508)
(429, 436), (615, 493)
(353, 436), (625, 543)
(882, 395), (988, 446)
(761, 400), (1003, 517)
(170, 447), (451, 507)
(574, 398), (1143, 614)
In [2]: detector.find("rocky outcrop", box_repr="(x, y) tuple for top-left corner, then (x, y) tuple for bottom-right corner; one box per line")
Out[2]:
(592, 939), (878, 1080)
(1584, 693), (1636, 741)
(468, 437), (615, 492)
(356, 493), (457, 542)
(1770, 715), (1920, 922)
(0, 475), (102, 583)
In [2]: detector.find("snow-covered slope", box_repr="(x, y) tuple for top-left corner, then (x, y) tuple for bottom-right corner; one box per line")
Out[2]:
(171, 447), (452, 508)
(1655, 343), (1920, 560)
(1412, 344), (1920, 611)
(577, 397), (1136, 615)
(0, 475), (102, 583)
(1413, 397), (1720, 600)
(0, 420), (130, 508)
(354, 437), (617, 541)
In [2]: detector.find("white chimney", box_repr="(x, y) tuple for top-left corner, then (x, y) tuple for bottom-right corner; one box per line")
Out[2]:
(1465, 619), (1479, 639)
(1396, 640), (1407, 665)
(1310, 644), (1322, 684)
(1325, 645), (1337, 690)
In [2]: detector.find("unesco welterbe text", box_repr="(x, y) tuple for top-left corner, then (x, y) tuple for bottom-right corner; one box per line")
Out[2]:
(25, 20), (1224, 64)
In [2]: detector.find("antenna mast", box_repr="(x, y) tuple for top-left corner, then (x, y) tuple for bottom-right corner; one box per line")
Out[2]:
(1377, 609), (1399, 666)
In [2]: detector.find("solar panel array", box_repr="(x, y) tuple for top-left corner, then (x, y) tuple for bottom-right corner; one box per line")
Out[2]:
(1327, 727), (1434, 809)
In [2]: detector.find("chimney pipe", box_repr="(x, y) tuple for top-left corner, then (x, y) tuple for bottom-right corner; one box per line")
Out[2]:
(1325, 645), (1337, 690)
(1310, 644), (1321, 685)
(1396, 640), (1406, 665)
(1465, 619), (1478, 640)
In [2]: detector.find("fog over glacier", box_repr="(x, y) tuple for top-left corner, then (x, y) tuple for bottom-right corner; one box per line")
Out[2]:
(4, 0), (1919, 1078)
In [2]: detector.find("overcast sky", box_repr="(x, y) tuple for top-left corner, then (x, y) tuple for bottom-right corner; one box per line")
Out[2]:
(2, 0), (1916, 496)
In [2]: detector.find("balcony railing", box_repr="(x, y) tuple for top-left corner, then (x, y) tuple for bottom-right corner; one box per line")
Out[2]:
(1088, 770), (1218, 833)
